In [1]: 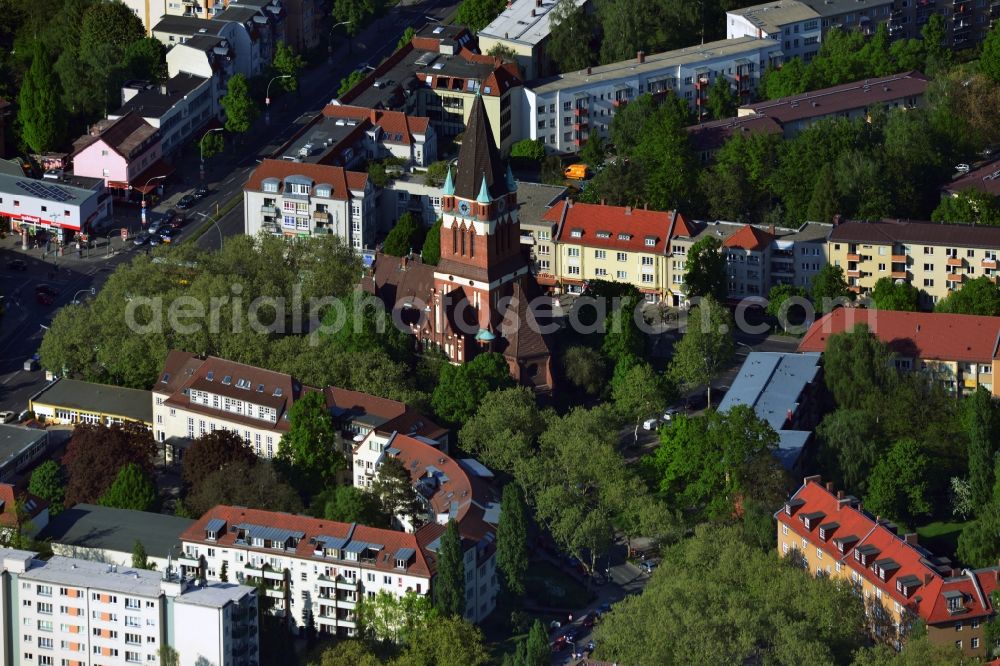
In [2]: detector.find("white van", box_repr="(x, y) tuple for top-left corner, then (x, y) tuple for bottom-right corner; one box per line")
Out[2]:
(642, 418), (659, 431)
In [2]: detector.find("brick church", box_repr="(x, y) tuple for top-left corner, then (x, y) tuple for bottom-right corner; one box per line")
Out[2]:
(364, 93), (553, 392)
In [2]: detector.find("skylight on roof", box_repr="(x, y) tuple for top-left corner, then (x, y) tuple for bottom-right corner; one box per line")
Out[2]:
(161, 373), (170, 384)
(206, 371), (214, 381)
(273, 387), (283, 397)
(257, 384), (265, 392)
(222, 375), (232, 385)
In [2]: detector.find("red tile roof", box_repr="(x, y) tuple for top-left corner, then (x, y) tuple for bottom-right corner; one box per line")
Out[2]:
(321, 105), (431, 145)
(779, 478), (999, 626)
(0, 484), (48, 528)
(181, 505), (433, 577)
(244, 159), (368, 199)
(546, 201), (685, 254)
(798, 309), (1000, 363)
(723, 224), (775, 252)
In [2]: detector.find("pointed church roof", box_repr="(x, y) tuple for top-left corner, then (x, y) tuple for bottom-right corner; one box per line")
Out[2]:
(501, 282), (551, 360)
(477, 174), (491, 203)
(454, 94), (508, 201)
(442, 166), (455, 195)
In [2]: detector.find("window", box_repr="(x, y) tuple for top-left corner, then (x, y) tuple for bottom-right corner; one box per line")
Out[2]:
(782, 524), (789, 536)
(567, 266), (580, 276)
(641, 256), (654, 266)
(617, 252), (627, 262)
(641, 273), (653, 284)
(645, 238), (656, 247)
(595, 250), (606, 259)
(616, 270), (627, 280)
(567, 248), (580, 258)
(972, 638), (980, 649)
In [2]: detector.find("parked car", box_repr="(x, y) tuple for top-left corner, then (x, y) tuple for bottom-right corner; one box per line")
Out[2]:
(642, 417), (659, 430)
(640, 558), (660, 574)
(663, 405), (683, 421)
(133, 232), (150, 246)
(564, 627), (580, 642)
(586, 640), (596, 654)
(956, 163), (971, 173)
(581, 613), (596, 629)
(169, 212), (188, 229)
(148, 234), (162, 246)
(194, 186), (210, 199)
(550, 636), (568, 652)
(158, 228), (176, 243)
(176, 194), (196, 209)
(34, 284), (57, 305)
(147, 219), (164, 234)
(23, 359), (39, 371)
(6, 258), (27, 271)
(0, 411), (16, 423)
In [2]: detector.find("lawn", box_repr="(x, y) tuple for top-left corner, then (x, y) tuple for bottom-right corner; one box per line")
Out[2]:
(916, 520), (969, 559)
(524, 559), (592, 610)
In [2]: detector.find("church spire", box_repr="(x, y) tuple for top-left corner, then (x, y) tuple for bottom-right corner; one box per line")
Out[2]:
(453, 93), (508, 201)
(477, 172), (491, 204)
(442, 165), (455, 196)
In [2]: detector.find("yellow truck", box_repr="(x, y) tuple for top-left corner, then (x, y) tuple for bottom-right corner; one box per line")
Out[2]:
(563, 164), (591, 180)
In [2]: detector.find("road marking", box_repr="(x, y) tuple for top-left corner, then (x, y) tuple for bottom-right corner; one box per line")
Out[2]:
(0, 371), (19, 385)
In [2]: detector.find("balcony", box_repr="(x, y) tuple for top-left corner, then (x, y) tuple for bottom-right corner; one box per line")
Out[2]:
(573, 123), (584, 131)
(846, 270), (861, 278)
(573, 107), (588, 117)
(946, 273), (965, 283)
(947, 257), (964, 267)
(611, 99), (628, 108)
(313, 210), (330, 223)
(983, 259), (998, 270)
(260, 205), (279, 217)
(178, 554), (200, 567)
(891, 270), (908, 280)
(891, 254), (907, 263)
(846, 253), (861, 261)
(694, 78), (709, 90)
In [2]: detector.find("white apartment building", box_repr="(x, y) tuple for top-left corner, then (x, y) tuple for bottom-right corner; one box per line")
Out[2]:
(726, 0), (824, 61)
(178, 507), (433, 636)
(351, 431), (501, 623)
(243, 159), (375, 250)
(109, 75), (215, 157)
(518, 36), (783, 153)
(0, 549), (257, 666)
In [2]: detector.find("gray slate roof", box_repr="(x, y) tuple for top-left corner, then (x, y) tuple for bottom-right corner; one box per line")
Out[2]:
(38, 504), (195, 560)
(31, 378), (152, 424)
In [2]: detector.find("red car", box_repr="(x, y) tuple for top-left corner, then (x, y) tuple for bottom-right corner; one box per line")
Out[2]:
(581, 613), (595, 629)
(550, 636), (568, 653)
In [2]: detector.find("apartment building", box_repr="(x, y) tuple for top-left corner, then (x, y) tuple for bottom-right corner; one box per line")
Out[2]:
(243, 159), (375, 249)
(516, 181), (567, 278)
(0, 549), (258, 666)
(798, 308), (1000, 396)
(162, 0), (324, 52)
(351, 431), (500, 617)
(686, 112), (783, 163)
(542, 200), (692, 301)
(0, 484), (49, 538)
(943, 159), (1000, 199)
(738, 71), (929, 138)
(71, 113), (163, 197)
(0, 425), (53, 484)
(477, 0), (591, 80)
(887, 0), (999, 48)
(179, 506), (435, 636)
(108, 75), (215, 157)
(338, 24), (522, 154)
(152, 351), (445, 460)
(827, 218), (1000, 306)
(728, 0), (893, 62)
(777, 476), (999, 657)
(519, 37), (782, 152)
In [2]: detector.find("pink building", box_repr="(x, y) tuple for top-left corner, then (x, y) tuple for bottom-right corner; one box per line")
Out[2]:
(71, 112), (172, 201)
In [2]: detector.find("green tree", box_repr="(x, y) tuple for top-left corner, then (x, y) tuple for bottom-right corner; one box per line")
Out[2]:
(641, 406), (785, 521)
(920, 14), (951, 72)
(63, 424), (156, 506)
(632, 95), (697, 210)
(333, 0), (376, 36)
(276, 391), (344, 496)
(221, 74), (259, 134)
(79, 0), (145, 112)
(766, 284), (807, 332)
(670, 295), (733, 407)
(823, 324), (896, 410)
(683, 236), (727, 302)
(509, 139), (546, 162)
(546, 0), (595, 73)
(433, 520), (465, 617)
(705, 75), (737, 120)
(199, 129), (225, 159)
(612, 360), (674, 430)
(699, 132), (781, 224)
(957, 499), (1000, 568)
(382, 212), (425, 256)
(496, 484), (528, 596)
(370, 455), (422, 527)
(487, 43), (518, 64)
(124, 37), (167, 82)
(578, 133), (607, 166)
(816, 409), (886, 497)
(132, 540), (152, 570)
(99, 463), (157, 512)
(458, 387), (545, 475)
(272, 40), (305, 92)
(593, 523), (868, 665)
(523, 619), (549, 666)
(868, 277), (919, 312)
(431, 352), (514, 424)
(17, 43), (67, 153)
(561, 345), (607, 396)
(219, 560), (228, 582)
(810, 263), (851, 307)
(761, 58), (807, 100)
(602, 298), (645, 362)
(338, 69), (366, 97)
(609, 93), (658, 158)
(395, 614), (489, 666)
(454, 0), (506, 33)
(983, 19), (1000, 84)
(28, 460), (65, 515)
(182, 430), (256, 490)
(424, 161), (451, 186)
(356, 589), (435, 645)
(185, 460), (304, 517)
(397, 26), (416, 50)
(422, 218), (442, 265)
(935, 275), (1000, 316)
(318, 484), (387, 526)
(864, 438), (932, 524)
(932, 190), (1000, 227)
(962, 388), (1000, 509)
(806, 162), (839, 224)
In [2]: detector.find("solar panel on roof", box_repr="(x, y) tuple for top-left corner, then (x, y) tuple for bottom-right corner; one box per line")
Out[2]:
(344, 540), (369, 554)
(205, 518), (227, 532)
(240, 523), (305, 543)
(316, 535), (349, 550)
(394, 548), (415, 562)
(15, 180), (74, 202)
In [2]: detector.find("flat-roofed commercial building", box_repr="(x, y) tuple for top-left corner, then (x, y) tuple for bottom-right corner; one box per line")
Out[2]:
(477, 0), (590, 81)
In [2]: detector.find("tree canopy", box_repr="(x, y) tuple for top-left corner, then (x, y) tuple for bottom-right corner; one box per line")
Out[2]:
(382, 213), (426, 257)
(63, 423), (156, 506)
(670, 295), (733, 407)
(28, 460), (65, 515)
(182, 430), (256, 490)
(433, 520), (465, 617)
(221, 74), (259, 134)
(934, 275), (1000, 316)
(98, 463), (157, 512)
(184, 459), (303, 517)
(431, 352), (514, 424)
(458, 387), (545, 475)
(453, 0), (506, 33)
(276, 391), (345, 496)
(683, 236), (727, 302)
(868, 277), (919, 312)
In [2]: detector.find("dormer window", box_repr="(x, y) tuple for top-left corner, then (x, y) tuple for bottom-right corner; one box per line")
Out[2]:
(618, 233), (632, 241)
(161, 373), (170, 384)
(596, 231), (611, 239)
(818, 521), (838, 542)
(784, 498), (805, 516)
(800, 511), (825, 531)
(262, 178), (280, 193)
(834, 535), (858, 554)
(645, 236), (657, 247)
(895, 575), (920, 597)
(206, 371), (214, 381)
(222, 375), (232, 385)
(273, 387), (283, 397)
(570, 228), (583, 238)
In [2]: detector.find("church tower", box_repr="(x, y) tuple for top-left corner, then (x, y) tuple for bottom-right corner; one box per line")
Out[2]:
(432, 93), (531, 359)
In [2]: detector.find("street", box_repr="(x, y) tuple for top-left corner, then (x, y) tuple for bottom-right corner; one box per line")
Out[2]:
(0, 0), (460, 409)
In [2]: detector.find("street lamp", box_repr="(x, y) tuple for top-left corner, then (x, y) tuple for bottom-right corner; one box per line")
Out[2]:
(195, 211), (224, 249)
(71, 288), (96, 305)
(265, 75), (293, 125)
(329, 20), (354, 59)
(199, 128), (225, 181)
(141, 175), (168, 226)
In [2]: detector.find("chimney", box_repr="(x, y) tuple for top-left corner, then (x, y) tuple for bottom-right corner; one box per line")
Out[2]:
(837, 490), (844, 499)
(624, 206), (632, 215)
(160, 84), (168, 96)
(643, 203), (648, 210)
(536, 0), (542, 6)
(637, 51), (646, 64)
(803, 474), (821, 485)
(769, 223), (775, 235)
(825, 481), (833, 493)
(531, 8), (535, 16)
(832, 214), (841, 226)
(586, 66), (592, 75)
(600, 198), (606, 205)
(904, 533), (918, 546)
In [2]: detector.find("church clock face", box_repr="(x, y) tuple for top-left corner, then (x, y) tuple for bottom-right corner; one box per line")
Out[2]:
(457, 200), (471, 216)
